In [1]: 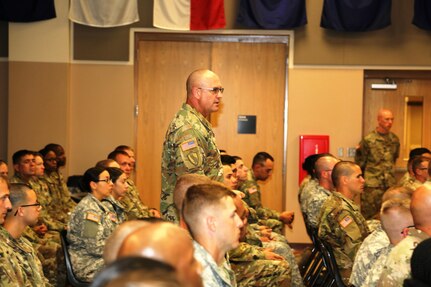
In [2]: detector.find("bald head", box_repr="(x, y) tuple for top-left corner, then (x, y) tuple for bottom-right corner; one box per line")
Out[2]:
(411, 186), (431, 233)
(186, 69), (218, 95)
(315, 155), (338, 189)
(117, 222), (203, 287)
(382, 186), (413, 203)
(103, 220), (151, 264)
(380, 198), (413, 245)
(377, 108), (394, 134)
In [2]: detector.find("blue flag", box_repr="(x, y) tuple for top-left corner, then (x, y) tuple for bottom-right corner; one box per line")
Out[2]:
(237, 0), (307, 29)
(320, 0), (391, 32)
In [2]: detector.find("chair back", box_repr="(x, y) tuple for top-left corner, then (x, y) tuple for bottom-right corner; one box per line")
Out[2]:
(60, 230), (91, 287)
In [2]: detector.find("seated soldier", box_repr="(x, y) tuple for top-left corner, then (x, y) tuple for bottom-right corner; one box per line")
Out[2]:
(402, 156), (430, 191)
(228, 193), (292, 287)
(238, 152), (294, 234)
(1, 183), (51, 286)
(183, 183), (242, 287)
(397, 148), (431, 186)
(0, 160), (8, 177)
(116, 221), (203, 287)
(108, 150), (159, 220)
(378, 186), (431, 286)
(318, 161), (370, 284)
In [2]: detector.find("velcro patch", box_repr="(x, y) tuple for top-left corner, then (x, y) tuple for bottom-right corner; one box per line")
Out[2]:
(248, 187), (258, 194)
(339, 215), (353, 228)
(109, 212), (118, 223)
(181, 139), (197, 151)
(86, 212), (101, 223)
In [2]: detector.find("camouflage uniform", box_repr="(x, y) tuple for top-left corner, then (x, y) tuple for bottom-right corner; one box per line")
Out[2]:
(397, 172), (412, 187)
(299, 183), (331, 228)
(247, 204), (283, 234)
(48, 171), (77, 211)
(67, 193), (120, 281)
(0, 240), (26, 286)
(402, 177), (423, 192)
(10, 174), (65, 285)
(361, 245), (392, 287)
(318, 192), (370, 284)
(193, 241), (236, 287)
(0, 226), (51, 286)
(40, 173), (73, 224)
(355, 130), (400, 219)
(121, 179), (151, 220)
(102, 195), (127, 224)
(161, 103), (223, 222)
(239, 171), (284, 234)
(349, 226), (390, 287)
(229, 243), (292, 287)
(377, 228), (429, 286)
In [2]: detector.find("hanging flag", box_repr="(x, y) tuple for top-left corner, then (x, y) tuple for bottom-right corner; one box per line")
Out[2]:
(236, 0), (307, 29)
(154, 0), (226, 31)
(321, 0), (391, 32)
(0, 0), (56, 22)
(69, 0), (139, 28)
(413, 0), (431, 31)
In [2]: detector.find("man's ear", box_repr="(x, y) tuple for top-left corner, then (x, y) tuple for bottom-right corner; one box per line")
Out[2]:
(206, 215), (216, 232)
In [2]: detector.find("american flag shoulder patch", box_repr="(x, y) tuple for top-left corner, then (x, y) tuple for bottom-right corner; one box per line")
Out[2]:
(181, 139), (197, 151)
(339, 215), (353, 228)
(86, 212), (101, 223)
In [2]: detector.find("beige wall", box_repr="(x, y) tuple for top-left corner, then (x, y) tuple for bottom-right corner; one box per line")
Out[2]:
(285, 68), (364, 242)
(69, 64), (134, 175)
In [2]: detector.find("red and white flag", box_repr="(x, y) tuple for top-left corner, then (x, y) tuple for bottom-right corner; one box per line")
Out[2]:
(153, 0), (226, 30)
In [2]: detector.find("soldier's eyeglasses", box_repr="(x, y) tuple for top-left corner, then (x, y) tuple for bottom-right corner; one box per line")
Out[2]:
(199, 87), (224, 94)
(95, 179), (112, 183)
(14, 202), (41, 216)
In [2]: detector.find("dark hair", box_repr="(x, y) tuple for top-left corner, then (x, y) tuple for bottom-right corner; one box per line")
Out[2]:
(91, 257), (179, 287)
(409, 148), (431, 159)
(331, 161), (357, 189)
(0, 160), (7, 166)
(107, 150), (129, 161)
(44, 143), (64, 156)
(9, 183), (32, 207)
(221, 155), (236, 166)
(114, 145), (134, 152)
(12, 150), (33, 165)
(302, 153), (333, 179)
(106, 167), (124, 184)
(81, 167), (106, 192)
(252, 152), (274, 167)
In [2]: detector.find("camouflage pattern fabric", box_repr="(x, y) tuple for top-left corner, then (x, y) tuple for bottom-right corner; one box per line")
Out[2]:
(102, 196), (127, 224)
(377, 228), (429, 287)
(121, 179), (151, 220)
(402, 177), (423, 192)
(397, 172), (413, 187)
(355, 130), (400, 219)
(40, 173), (73, 224)
(22, 227), (65, 286)
(67, 193), (120, 282)
(239, 172), (284, 234)
(161, 103), (223, 222)
(0, 240), (26, 286)
(300, 183), (331, 228)
(0, 226), (51, 286)
(318, 192), (370, 284)
(193, 241), (236, 287)
(229, 244), (291, 287)
(349, 226), (390, 287)
(48, 171), (77, 211)
(361, 245), (392, 287)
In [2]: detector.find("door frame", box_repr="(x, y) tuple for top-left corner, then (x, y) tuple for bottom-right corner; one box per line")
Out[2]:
(132, 28), (292, 209)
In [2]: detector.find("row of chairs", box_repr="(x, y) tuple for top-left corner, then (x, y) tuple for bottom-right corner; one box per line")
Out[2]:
(300, 215), (351, 287)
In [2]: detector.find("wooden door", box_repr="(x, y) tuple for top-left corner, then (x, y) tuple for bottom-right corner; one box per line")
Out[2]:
(363, 72), (431, 171)
(135, 35), (288, 212)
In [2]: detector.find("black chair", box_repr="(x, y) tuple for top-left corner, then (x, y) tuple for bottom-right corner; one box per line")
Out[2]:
(60, 230), (91, 287)
(314, 234), (350, 287)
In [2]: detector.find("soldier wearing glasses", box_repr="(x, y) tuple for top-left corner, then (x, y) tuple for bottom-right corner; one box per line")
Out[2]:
(0, 183), (51, 286)
(161, 69), (224, 223)
(67, 167), (119, 282)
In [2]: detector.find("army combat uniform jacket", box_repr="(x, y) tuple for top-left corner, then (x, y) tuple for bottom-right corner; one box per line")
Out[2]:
(161, 103), (223, 222)
(67, 193), (119, 281)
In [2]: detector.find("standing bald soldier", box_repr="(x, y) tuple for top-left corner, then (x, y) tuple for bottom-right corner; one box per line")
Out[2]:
(355, 108), (400, 219)
(161, 69), (224, 222)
